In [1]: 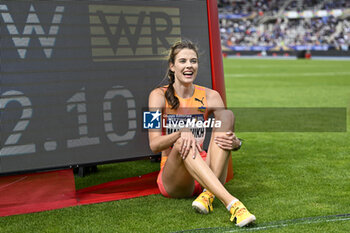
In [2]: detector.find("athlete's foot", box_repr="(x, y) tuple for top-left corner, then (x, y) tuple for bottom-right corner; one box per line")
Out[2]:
(192, 190), (214, 214)
(229, 201), (256, 227)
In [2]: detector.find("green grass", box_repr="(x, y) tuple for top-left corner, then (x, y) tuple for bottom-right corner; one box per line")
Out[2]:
(1, 58), (350, 232)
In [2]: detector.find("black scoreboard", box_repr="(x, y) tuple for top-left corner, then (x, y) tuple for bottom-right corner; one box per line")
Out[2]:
(0, 0), (218, 174)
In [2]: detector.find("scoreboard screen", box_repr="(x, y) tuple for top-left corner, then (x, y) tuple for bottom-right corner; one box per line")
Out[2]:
(0, 0), (219, 174)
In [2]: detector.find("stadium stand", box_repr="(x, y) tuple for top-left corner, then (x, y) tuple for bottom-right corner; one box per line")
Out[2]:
(219, 0), (350, 52)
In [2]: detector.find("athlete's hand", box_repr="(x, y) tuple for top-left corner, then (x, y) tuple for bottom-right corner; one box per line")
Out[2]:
(179, 128), (202, 160)
(214, 131), (241, 151)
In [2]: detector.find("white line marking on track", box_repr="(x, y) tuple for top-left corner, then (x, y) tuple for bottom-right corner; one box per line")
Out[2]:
(175, 214), (350, 232)
(224, 216), (350, 232)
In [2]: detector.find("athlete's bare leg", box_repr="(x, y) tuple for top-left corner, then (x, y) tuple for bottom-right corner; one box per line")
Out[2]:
(206, 110), (235, 184)
(161, 137), (237, 206)
(161, 146), (197, 198)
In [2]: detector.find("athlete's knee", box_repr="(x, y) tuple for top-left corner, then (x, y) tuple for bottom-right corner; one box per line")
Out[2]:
(173, 137), (184, 153)
(216, 110), (235, 131)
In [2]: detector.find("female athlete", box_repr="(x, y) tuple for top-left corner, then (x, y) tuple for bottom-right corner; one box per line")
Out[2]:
(148, 40), (256, 227)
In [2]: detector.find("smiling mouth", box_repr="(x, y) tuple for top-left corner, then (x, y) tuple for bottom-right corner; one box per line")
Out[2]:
(183, 71), (194, 78)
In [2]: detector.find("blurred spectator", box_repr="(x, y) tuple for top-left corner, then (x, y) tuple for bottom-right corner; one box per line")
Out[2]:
(219, 0), (350, 50)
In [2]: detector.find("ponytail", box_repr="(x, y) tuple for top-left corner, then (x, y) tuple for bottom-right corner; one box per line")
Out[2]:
(165, 69), (179, 109)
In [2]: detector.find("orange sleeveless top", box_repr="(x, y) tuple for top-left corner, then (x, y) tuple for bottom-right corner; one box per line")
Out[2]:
(160, 85), (209, 168)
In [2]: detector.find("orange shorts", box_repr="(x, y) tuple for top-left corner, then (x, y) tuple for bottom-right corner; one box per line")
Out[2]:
(157, 150), (207, 198)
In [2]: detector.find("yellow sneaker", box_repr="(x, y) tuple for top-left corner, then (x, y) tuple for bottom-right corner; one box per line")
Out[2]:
(230, 201), (256, 227)
(192, 190), (214, 214)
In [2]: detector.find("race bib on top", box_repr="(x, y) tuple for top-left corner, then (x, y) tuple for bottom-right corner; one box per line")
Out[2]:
(164, 114), (206, 146)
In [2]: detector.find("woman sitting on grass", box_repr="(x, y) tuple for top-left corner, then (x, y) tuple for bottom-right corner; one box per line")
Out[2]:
(148, 40), (255, 227)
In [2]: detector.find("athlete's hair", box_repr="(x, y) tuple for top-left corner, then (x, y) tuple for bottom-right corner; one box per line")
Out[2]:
(165, 40), (199, 109)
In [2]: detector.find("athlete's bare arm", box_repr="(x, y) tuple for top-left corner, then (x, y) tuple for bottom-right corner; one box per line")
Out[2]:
(205, 88), (240, 150)
(148, 88), (181, 154)
(205, 88), (226, 116)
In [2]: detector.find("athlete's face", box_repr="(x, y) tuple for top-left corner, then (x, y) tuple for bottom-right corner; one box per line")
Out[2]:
(170, 48), (198, 85)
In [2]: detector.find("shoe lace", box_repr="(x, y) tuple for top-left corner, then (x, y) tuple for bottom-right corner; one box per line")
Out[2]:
(201, 194), (209, 203)
(200, 194), (213, 211)
(235, 207), (247, 217)
(230, 206), (247, 222)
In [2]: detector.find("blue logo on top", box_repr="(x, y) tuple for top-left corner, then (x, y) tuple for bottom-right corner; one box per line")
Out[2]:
(143, 110), (161, 129)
